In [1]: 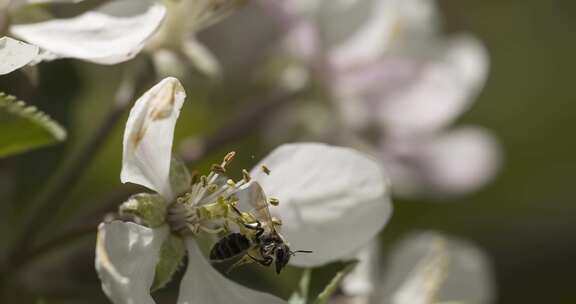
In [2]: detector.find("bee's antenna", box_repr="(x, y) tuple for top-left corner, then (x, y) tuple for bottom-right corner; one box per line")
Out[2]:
(290, 250), (313, 256)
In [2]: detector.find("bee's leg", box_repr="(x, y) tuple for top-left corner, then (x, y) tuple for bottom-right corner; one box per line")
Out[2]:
(199, 225), (226, 235)
(247, 254), (273, 267)
(229, 204), (243, 216)
(226, 255), (253, 274)
(241, 221), (265, 239)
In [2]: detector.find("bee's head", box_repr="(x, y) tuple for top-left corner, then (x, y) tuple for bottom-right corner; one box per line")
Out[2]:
(273, 243), (313, 274)
(273, 243), (291, 274)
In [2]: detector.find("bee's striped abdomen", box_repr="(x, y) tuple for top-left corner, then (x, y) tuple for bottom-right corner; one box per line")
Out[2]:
(210, 233), (251, 261)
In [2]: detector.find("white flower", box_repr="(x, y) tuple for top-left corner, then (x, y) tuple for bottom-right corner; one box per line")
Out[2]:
(98, 77), (287, 304)
(270, 0), (500, 198)
(96, 77), (392, 303)
(250, 143), (392, 267)
(334, 35), (489, 136)
(145, 0), (247, 77)
(9, 0), (166, 64)
(0, 36), (38, 75)
(339, 232), (495, 304)
(276, 0), (440, 68)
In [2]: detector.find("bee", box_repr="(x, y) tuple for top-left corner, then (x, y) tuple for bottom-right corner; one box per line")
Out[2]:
(209, 182), (311, 274)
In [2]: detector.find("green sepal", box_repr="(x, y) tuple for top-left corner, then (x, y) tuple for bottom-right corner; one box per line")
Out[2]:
(119, 193), (167, 227)
(288, 269), (312, 304)
(170, 156), (191, 196)
(152, 233), (185, 291)
(0, 92), (66, 157)
(313, 261), (358, 304)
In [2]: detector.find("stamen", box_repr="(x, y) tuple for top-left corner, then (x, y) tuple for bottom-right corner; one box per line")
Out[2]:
(226, 179), (236, 187)
(211, 164), (226, 174)
(261, 165), (271, 175)
(190, 170), (200, 185)
(222, 151), (236, 167)
(242, 169), (251, 182)
(269, 197), (280, 206)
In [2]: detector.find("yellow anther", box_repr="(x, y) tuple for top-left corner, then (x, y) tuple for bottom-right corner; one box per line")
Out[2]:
(242, 169), (251, 182)
(261, 165), (271, 175)
(223, 151), (236, 166)
(268, 197), (280, 206)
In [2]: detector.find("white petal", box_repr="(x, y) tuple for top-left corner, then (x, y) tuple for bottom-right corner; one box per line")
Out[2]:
(95, 221), (169, 304)
(177, 239), (286, 304)
(382, 126), (501, 198)
(383, 0), (441, 51)
(326, 0), (397, 67)
(378, 232), (495, 304)
(342, 240), (379, 297)
(335, 35), (488, 135)
(251, 143), (392, 267)
(181, 38), (221, 78)
(0, 36), (39, 75)
(419, 127), (501, 196)
(121, 77), (186, 200)
(442, 34), (490, 97)
(11, 0), (165, 64)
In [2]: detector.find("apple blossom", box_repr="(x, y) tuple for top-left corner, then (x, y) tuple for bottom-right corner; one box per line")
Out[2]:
(95, 77), (392, 303)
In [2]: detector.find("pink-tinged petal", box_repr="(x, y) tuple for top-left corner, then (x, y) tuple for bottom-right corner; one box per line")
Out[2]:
(382, 126), (501, 198)
(334, 34), (489, 136)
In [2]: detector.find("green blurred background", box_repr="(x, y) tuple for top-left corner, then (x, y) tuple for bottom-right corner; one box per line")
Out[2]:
(1, 0), (575, 303)
(392, 0), (576, 303)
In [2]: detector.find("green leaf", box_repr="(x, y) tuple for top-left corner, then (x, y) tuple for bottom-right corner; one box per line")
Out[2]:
(313, 261), (358, 304)
(152, 234), (186, 291)
(289, 269), (312, 304)
(0, 92), (66, 157)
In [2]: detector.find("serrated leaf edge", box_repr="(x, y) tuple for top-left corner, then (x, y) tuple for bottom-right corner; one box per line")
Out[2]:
(0, 91), (67, 142)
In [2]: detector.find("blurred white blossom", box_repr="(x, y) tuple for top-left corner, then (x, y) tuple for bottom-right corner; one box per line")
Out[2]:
(145, 0), (247, 77)
(10, 0), (166, 64)
(380, 127), (501, 198)
(267, 0), (501, 198)
(339, 232), (495, 304)
(5, 0), (245, 69)
(0, 36), (38, 74)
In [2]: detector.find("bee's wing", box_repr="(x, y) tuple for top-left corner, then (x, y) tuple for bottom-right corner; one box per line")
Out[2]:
(239, 182), (276, 232)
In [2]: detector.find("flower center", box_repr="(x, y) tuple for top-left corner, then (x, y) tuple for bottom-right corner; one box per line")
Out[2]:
(166, 152), (255, 236)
